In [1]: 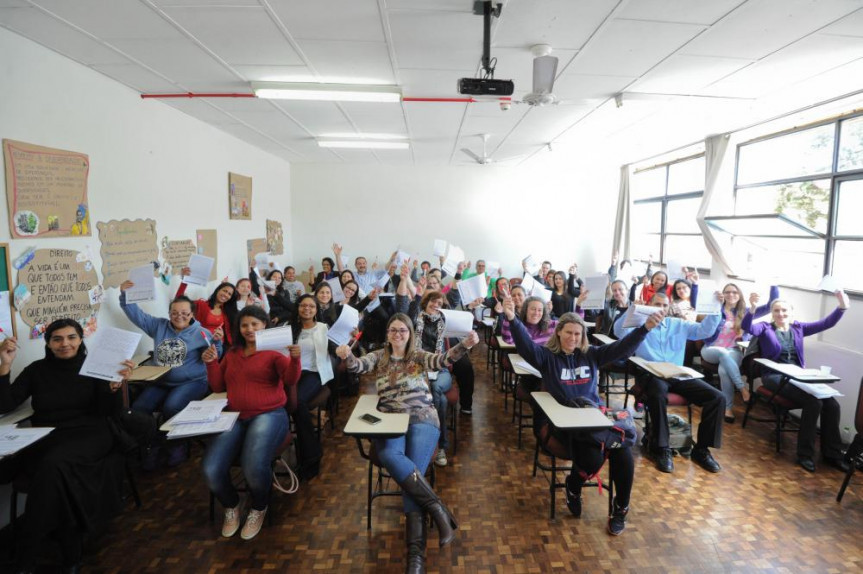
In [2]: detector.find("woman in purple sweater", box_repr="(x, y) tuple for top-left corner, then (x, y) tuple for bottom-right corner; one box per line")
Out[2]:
(742, 290), (850, 473)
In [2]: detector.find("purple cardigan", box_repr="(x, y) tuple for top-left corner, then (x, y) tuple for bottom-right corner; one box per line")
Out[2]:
(742, 306), (845, 367)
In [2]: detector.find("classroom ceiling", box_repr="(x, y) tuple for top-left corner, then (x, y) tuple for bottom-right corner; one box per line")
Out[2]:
(2, 0), (863, 166)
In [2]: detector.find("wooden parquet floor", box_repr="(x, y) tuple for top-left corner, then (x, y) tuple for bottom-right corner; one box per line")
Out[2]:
(30, 346), (863, 572)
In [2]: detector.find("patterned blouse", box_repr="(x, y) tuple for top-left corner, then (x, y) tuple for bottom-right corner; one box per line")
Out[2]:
(345, 345), (468, 428)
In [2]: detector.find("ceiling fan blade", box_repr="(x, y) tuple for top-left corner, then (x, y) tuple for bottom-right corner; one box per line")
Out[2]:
(460, 148), (484, 164)
(532, 55), (558, 95)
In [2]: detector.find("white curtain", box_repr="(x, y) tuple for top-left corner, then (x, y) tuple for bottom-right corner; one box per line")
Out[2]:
(697, 134), (735, 275)
(612, 165), (631, 261)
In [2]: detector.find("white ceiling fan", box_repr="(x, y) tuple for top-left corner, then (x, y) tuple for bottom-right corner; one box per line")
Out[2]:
(460, 133), (530, 165)
(521, 44), (559, 107)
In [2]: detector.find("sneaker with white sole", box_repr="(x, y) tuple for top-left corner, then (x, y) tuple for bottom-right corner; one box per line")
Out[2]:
(241, 507), (267, 540)
(221, 505), (241, 538)
(433, 449), (448, 467)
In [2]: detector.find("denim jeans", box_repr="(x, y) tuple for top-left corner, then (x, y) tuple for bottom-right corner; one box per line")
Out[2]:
(132, 380), (209, 421)
(202, 408), (288, 511)
(374, 422), (440, 513)
(700, 346), (744, 409)
(430, 370), (453, 450)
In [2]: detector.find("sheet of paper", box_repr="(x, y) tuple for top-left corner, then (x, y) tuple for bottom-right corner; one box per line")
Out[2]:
(255, 326), (294, 351)
(375, 272), (391, 290)
(441, 244), (464, 276)
(457, 273), (487, 304)
(0, 427), (54, 456)
(581, 274), (609, 310)
(254, 252), (270, 271)
(522, 254), (539, 275)
(532, 285), (552, 303)
(126, 264), (156, 303)
(512, 358), (541, 378)
(182, 254), (214, 287)
(394, 250), (411, 268)
(170, 399), (228, 425)
(520, 272), (539, 294)
(326, 277), (345, 304)
(79, 327), (143, 382)
(817, 275), (840, 293)
(485, 261), (501, 276)
(433, 239), (448, 257)
(440, 309), (473, 338)
(622, 304), (654, 328)
(666, 259), (686, 282)
(787, 380), (843, 398)
(693, 280), (721, 315)
(167, 411), (239, 439)
(327, 304), (360, 346)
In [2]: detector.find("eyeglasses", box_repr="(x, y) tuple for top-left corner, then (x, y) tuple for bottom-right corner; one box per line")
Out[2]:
(722, 291), (739, 295)
(387, 328), (410, 335)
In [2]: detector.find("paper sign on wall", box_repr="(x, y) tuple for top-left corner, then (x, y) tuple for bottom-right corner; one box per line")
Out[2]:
(161, 238), (197, 275)
(229, 172), (252, 220)
(196, 229), (218, 281)
(266, 219), (284, 255)
(97, 219), (159, 289)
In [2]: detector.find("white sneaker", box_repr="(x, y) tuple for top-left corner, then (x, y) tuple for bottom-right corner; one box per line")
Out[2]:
(434, 449), (448, 467)
(241, 507), (267, 540)
(221, 505), (241, 538)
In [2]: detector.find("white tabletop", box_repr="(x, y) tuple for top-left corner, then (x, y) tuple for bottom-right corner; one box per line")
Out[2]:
(160, 392), (228, 432)
(583, 321), (596, 328)
(0, 399), (34, 427)
(592, 333), (615, 345)
(496, 336), (515, 350)
(508, 354), (541, 377)
(531, 392), (612, 430)
(343, 394), (410, 438)
(754, 358), (840, 383)
(482, 317), (495, 327)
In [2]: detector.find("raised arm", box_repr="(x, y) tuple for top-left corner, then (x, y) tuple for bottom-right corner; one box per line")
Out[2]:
(118, 286), (161, 337)
(801, 290), (848, 336)
(0, 338), (29, 413)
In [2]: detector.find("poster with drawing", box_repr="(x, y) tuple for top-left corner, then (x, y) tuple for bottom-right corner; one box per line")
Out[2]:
(161, 237), (197, 275)
(3, 139), (91, 238)
(246, 238), (268, 270)
(228, 172), (252, 220)
(196, 229), (218, 281)
(97, 219), (159, 288)
(266, 219), (284, 255)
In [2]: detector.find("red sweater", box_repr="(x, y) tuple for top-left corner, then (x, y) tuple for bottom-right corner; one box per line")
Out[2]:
(206, 348), (301, 419)
(176, 283), (232, 344)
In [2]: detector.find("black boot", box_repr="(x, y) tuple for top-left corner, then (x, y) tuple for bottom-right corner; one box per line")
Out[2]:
(397, 469), (457, 547)
(405, 511), (427, 574)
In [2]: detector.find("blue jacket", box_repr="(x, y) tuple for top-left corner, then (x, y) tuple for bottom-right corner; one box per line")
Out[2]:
(615, 311), (720, 366)
(120, 292), (220, 386)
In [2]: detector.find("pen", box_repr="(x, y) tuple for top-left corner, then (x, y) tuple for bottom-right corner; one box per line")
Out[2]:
(200, 330), (212, 347)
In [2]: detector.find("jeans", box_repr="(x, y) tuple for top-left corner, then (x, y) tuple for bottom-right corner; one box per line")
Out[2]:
(700, 345), (744, 409)
(132, 380), (209, 421)
(293, 371), (324, 467)
(202, 408), (288, 511)
(374, 422), (440, 513)
(430, 370), (453, 450)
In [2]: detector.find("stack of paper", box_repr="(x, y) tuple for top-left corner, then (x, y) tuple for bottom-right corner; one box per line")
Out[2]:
(512, 358), (541, 378)
(170, 399), (228, 425)
(440, 309), (474, 338)
(167, 412), (239, 439)
(0, 427), (54, 456)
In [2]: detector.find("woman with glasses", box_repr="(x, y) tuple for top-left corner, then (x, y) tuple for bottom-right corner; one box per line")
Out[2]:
(700, 284), (779, 422)
(177, 270), (238, 345)
(119, 284), (221, 468)
(335, 314), (478, 573)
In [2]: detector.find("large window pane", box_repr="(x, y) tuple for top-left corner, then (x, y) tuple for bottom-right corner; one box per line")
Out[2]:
(631, 167), (666, 200)
(664, 234), (711, 269)
(735, 179), (829, 234)
(665, 196), (702, 233)
(832, 241), (863, 292)
(632, 201), (662, 235)
(731, 236), (824, 287)
(737, 124), (835, 185)
(836, 178), (863, 236)
(838, 115), (863, 172)
(667, 157), (705, 195)
(631, 234), (660, 263)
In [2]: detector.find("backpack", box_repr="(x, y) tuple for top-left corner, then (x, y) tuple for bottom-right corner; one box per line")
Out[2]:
(668, 413), (693, 456)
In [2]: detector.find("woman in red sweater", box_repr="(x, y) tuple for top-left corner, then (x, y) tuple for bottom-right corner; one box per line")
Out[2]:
(177, 269), (237, 344)
(201, 305), (301, 540)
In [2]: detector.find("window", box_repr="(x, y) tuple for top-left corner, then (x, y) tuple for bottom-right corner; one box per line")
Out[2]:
(630, 155), (710, 270)
(730, 111), (863, 292)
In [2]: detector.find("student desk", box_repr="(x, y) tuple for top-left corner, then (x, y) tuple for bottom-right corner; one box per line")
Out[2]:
(753, 358), (839, 398)
(508, 354), (540, 448)
(159, 392), (228, 433)
(0, 400), (34, 427)
(496, 336), (516, 403)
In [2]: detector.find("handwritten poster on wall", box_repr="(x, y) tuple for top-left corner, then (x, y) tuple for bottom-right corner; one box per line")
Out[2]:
(161, 237), (197, 275)
(266, 219), (284, 255)
(3, 139), (91, 238)
(228, 172), (252, 220)
(196, 229), (218, 281)
(16, 249), (100, 339)
(97, 219), (159, 288)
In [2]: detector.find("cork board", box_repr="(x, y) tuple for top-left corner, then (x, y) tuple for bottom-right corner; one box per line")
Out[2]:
(266, 219), (284, 255)
(3, 139), (91, 238)
(97, 219), (159, 288)
(228, 172), (252, 220)
(196, 229), (218, 281)
(161, 237), (197, 275)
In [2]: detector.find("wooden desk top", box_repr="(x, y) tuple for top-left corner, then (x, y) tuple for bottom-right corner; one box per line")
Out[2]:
(531, 392), (612, 430)
(343, 394), (410, 438)
(496, 336), (515, 350)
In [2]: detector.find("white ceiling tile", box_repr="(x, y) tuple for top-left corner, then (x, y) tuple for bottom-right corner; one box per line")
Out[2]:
(404, 101), (467, 138)
(0, 0), (31, 7)
(505, 104), (594, 145)
(390, 10), (479, 70)
(298, 39), (394, 83)
(92, 63), (178, 92)
(229, 111), (313, 143)
(399, 68), (475, 98)
(388, 0), (474, 12)
(327, 148), (379, 163)
(569, 19), (706, 77)
(30, 0), (184, 39)
(270, 101), (356, 135)
(154, 0), (260, 5)
(411, 141), (452, 164)
(162, 6), (303, 66)
(551, 74), (635, 103)
(157, 98), (242, 125)
(680, 0), (862, 59)
(336, 102), (408, 136)
(628, 54), (754, 94)
(269, 0), (384, 42)
(618, 0), (747, 26)
(0, 6), (130, 65)
(821, 8), (863, 37)
(232, 64), (313, 81)
(218, 122), (292, 150)
(109, 38), (241, 83)
(494, 0), (617, 50)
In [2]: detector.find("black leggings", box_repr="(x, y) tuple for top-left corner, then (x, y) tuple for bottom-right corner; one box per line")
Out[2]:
(565, 436), (635, 508)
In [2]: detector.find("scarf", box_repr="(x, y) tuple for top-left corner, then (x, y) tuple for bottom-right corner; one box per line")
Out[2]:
(415, 311), (445, 355)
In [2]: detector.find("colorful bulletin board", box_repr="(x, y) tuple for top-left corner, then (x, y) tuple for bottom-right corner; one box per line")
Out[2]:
(228, 172), (252, 220)
(0, 244), (17, 339)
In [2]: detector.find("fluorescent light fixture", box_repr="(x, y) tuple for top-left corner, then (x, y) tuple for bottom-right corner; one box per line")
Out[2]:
(251, 81), (401, 103)
(318, 140), (409, 150)
(321, 132), (409, 140)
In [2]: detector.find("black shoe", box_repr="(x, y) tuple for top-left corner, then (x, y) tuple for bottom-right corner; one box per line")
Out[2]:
(797, 457), (816, 473)
(607, 499), (629, 536)
(656, 448), (674, 473)
(823, 456), (850, 473)
(691, 448), (721, 473)
(565, 475), (583, 518)
(724, 412), (736, 423)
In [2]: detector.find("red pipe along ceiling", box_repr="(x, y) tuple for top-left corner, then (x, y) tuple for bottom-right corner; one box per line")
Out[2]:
(139, 93), (511, 103)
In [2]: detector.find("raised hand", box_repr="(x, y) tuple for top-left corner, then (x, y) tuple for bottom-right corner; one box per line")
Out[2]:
(836, 289), (850, 309)
(335, 344), (352, 359)
(212, 325), (224, 342)
(202, 345), (218, 363)
(644, 308), (666, 330)
(180, 266), (191, 277)
(119, 280), (134, 292)
(502, 297), (516, 320)
(462, 331), (480, 348)
(0, 337), (19, 365)
(749, 292), (760, 311)
(332, 243), (342, 255)
(287, 345), (301, 358)
(576, 289), (590, 307)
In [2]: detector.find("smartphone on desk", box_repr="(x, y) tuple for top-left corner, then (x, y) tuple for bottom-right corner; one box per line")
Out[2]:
(360, 413), (382, 425)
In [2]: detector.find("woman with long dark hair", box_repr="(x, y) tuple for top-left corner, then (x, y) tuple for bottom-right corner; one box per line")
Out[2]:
(177, 269), (237, 344)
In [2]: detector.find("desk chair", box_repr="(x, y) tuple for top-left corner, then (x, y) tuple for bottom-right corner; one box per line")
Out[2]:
(598, 359), (634, 408)
(445, 385), (459, 456)
(500, 353), (515, 411)
(837, 376), (863, 503)
(512, 375), (538, 449)
(740, 354), (801, 453)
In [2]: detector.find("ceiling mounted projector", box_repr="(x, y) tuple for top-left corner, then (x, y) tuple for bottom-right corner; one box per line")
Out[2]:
(458, 78), (514, 96)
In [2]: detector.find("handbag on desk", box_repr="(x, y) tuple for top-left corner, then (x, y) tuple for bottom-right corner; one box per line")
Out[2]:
(566, 396), (637, 450)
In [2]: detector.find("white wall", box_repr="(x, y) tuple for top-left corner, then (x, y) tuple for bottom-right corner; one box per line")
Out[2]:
(0, 28), (293, 373)
(290, 159), (621, 278)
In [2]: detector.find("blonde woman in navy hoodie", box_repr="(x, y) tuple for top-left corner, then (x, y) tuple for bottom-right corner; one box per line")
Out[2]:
(503, 296), (663, 536)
